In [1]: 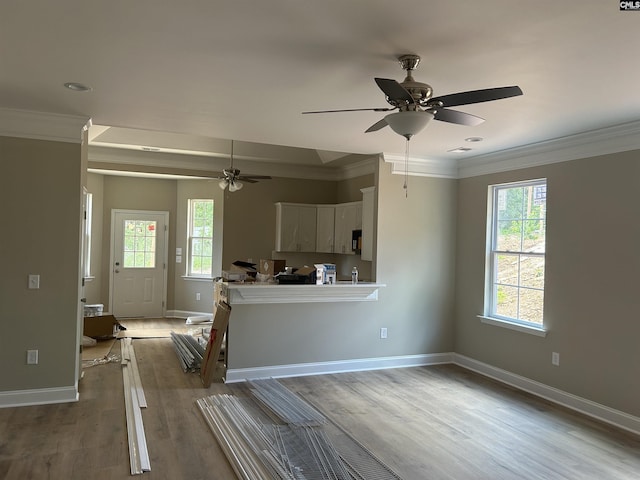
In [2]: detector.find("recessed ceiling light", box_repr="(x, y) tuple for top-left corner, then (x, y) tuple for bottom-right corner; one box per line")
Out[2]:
(448, 147), (472, 153)
(63, 82), (92, 92)
(465, 137), (483, 142)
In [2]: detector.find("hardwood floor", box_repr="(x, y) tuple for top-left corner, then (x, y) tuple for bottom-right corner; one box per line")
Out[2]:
(1, 318), (638, 479)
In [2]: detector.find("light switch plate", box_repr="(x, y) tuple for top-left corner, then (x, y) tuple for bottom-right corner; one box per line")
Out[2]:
(28, 274), (40, 289)
(27, 349), (38, 364)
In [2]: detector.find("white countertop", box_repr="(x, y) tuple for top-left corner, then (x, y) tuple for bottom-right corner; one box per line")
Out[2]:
(225, 282), (385, 304)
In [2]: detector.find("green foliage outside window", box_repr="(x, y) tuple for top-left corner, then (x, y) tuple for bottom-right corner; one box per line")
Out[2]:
(189, 200), (214, 276)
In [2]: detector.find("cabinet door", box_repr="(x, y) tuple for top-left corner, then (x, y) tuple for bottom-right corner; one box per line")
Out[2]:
(276, 204), (301, 252)
(360, 187), (375, 261)
(297, 205), (317, 252)
(334, 205), (357, 254)
(355, 203), (363, 229)
(316, 206), (335, 253)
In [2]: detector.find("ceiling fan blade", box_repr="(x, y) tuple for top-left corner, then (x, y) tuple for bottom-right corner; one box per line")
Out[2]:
(240, 175), (272, 180)
(430, 86), (523, 108)
(239, 178), (259, 184)
(302, 107), (394, 114)
(365, 118), (389, 133)
(374, 78), (414, 104)
(433, 108), (485, 126)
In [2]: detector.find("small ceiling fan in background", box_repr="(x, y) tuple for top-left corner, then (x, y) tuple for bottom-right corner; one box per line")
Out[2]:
(302, 54), (523, 140)
(217, 140), (271, 192)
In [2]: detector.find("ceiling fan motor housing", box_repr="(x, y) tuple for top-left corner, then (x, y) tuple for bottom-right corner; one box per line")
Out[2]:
(396, 54), (434, 109)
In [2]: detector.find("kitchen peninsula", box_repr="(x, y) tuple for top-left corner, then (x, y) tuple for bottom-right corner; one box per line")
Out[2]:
(218, 281), (386, 382)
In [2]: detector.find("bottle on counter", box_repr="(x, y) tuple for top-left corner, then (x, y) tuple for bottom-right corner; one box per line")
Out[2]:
(351, 266), (358, 284)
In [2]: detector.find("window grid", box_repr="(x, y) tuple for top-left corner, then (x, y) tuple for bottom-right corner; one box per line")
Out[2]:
(188, 199), (214, 276)
(123, 220), (157, 268)
(489, 180), (546, 326)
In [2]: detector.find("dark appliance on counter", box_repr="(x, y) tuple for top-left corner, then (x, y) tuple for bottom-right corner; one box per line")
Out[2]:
(275, 266), (316, 284)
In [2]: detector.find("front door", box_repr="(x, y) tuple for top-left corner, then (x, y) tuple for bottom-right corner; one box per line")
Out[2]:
(111, 210), (168, 318)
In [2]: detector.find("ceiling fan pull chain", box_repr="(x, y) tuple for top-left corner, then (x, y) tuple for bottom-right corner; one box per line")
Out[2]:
(404, 137), (410, 198)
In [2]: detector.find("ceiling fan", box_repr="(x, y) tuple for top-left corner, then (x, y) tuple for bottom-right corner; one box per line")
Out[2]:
(302, 54), (523, 139)
(216, 140), (271, 192)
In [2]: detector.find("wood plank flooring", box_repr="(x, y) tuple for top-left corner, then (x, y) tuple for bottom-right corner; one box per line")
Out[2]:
(1, 318), (638, 479)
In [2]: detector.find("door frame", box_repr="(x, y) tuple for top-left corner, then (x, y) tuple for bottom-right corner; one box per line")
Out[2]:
(108, 209), (169, 317)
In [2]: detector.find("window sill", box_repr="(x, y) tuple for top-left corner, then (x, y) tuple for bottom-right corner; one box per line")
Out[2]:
(181, 276), (215, 282)
(477, 315), (547, 337)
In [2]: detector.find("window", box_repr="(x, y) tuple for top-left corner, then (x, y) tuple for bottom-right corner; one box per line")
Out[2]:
(487, 179), (547, 327)
(82, 192), (93, 278)
(188, 199), (214, 276)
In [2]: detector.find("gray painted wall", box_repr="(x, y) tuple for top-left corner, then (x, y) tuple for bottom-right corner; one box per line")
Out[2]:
(0, 136), (82, 391)
(376, 160), (457, 355)
(454, 151), (640, 417)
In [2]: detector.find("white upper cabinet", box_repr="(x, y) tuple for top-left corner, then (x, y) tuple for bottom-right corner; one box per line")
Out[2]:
(316, 205), (335, 253)
(334, 202), (362, 255)
(275, 196), (372, 257)
(275, 203), (317, 252)
(360, 187), (375, 261)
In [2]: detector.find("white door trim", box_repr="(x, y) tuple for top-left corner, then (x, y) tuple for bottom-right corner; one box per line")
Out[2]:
(109, 209), (169, 317)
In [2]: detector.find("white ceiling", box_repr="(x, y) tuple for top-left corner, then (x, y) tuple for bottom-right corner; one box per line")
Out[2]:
(2, 1), (640, 171)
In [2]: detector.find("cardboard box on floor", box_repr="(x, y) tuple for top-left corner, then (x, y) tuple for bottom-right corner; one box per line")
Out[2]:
(200, 301), (231, 387)
(84, 314), (118, 338)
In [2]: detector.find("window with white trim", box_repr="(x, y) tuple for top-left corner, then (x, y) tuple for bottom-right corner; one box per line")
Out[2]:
(83, 192), (93, 278)
(187, 199), (214, 277)
(486, 179), (547, 327)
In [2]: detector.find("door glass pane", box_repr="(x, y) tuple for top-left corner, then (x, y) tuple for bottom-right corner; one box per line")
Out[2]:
(123, 220), (157, 268)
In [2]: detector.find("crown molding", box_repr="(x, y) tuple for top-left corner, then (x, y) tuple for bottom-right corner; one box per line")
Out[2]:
(456, 120), (640, 178)
(0, 108), (91, 144)
(382, 119), (640, 179)
(88, 145), (368, 181)
(89, 144), (376, 181)
(383, 153), (458, 179)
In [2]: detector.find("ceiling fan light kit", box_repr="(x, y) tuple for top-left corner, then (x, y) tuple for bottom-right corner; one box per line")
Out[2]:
(384, 110), (433, 139)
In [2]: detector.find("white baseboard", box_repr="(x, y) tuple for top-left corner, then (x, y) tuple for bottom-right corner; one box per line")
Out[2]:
(454, 354), (640, 436)
(166, 309), (212, 319)
(0, 385), (79, 408)
(225, 352), (454, 383)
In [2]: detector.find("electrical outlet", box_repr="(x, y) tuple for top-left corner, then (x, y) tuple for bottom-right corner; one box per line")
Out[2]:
(552, 352), (560, 366)
(196, 292), (201, 301)
(380, 327), (388, 339)
(27, 349), (39, 365)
